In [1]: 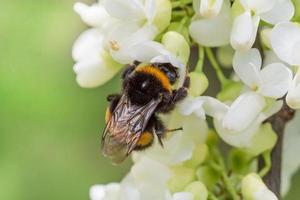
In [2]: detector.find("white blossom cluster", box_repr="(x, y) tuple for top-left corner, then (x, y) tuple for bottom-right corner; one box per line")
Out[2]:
(72, 0), (300, 199)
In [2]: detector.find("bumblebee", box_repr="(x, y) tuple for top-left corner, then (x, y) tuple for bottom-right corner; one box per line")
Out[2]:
(102, 61), (189, 164)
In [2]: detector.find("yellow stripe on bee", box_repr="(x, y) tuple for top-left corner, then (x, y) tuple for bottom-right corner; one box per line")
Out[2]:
(105, 107), (112, 123)
(137, 131), (154, 146)
(136, 66), (171, 92)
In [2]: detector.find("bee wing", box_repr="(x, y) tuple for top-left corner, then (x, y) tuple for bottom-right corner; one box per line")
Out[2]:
(102, 95), (161, 164)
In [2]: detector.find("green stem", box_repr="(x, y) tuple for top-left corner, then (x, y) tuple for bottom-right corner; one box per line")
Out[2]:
(208, 192), (219, 200)
(171, 0), (193, 8)
(204, 47), (228, 87)
(259, 150), (272, 177)
(195, 46), (205, 73)
(212, 148), (240, 200)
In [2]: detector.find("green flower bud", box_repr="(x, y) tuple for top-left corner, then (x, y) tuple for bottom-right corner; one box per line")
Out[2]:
(189, 72), (209, 97)
(184, 181), (208, 200)
(216, 45), (234, 68)
(167, 22), (191, 44)
(231, 0), (245, 18)
(229, 149), (253, 174)
(244, 123), (277, 156)
(184, 144), (208, 168)
(260, 28), (272, 49)
(196, 166), (221, 190)
(168, 166), (196, 193)
(242, 173), (277, 200)
(206, 129), (219, 148)
(217, 81), (243, 102)
(162, 31), (190, 65)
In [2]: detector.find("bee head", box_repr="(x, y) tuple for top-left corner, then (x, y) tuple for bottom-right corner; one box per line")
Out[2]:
(153, 63), (179, 84)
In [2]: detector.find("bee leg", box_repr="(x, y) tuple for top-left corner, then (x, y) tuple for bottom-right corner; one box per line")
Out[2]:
(105, 94), (121, 123)
(152, 116), (166, 147)
(122, 61), (140, 79)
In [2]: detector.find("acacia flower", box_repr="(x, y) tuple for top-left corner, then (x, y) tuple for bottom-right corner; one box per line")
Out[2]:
(271, 22), (300, 109)
(230, 0), (294, 51)
(189, 0), (232, 47)
(103, 0), (172, 64)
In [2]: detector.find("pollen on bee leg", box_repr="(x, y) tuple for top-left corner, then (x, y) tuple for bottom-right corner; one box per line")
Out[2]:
(109, 40), (120, 51)
(105, 107), (112, 123)
(137, 131), (154, 146)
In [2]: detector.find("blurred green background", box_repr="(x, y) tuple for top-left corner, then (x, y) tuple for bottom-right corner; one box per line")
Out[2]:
(0, 0), (299, 200)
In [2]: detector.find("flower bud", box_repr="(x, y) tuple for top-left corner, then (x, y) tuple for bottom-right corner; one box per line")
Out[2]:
(189, 72), (209, 97)
(162, 31), (190, 65)
(168, 166), (196, 193)
(184, 144), (208, 168)
(184, 181), (208, 200)
(217, 81), (243, 101)
(242, 173), (277, 200)
(153, 0), (172, 32)
(196, 166), (221, 190)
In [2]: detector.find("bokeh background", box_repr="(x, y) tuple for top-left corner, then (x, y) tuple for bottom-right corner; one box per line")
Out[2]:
(0, 0), (299, 199)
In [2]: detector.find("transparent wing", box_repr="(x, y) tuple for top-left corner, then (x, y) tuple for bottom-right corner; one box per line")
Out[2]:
(102, 95), (161, 164)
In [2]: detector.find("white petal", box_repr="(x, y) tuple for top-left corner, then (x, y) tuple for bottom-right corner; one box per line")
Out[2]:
(214, 115), (261, 147)
(223, 92), (266, 132)
(189, 0), (232, 47)
(130, 41), (169, 62)
(271, 22), (300, 66)
(139, 114), (208, 165)
(230, 12), (260, 51)
(240, 0), (275, 14)
(201, 96), (229, 119)
(120, 174), (140, 200)
(263, 50), (287, 67)
(233, 48), (262, 88)
(90, 185), (105, 200)
(282, 112), (300, 195)
(72, 29), (104, 62)
(74, 2), (111, 28)
(130, 157), (171, 200)
(102, 0), (145, 21)
(73, 57), (121, 88)
(258, 63), (292, 98)
(106, 22), (157, 64)
(172, 192), (194, 200)
(144, 0), (156, 22)
(286, 69), (300, 109)
(200, 0), (224, 18)
(291, 41), (300, 65)
(179, 97), (205, 119)
(253, 188), (278, 200)
(260, 0), (295, 24)
(90, 183), (120, 200)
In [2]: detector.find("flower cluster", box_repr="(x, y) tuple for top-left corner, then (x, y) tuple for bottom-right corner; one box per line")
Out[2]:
(72, 0), (300, 199)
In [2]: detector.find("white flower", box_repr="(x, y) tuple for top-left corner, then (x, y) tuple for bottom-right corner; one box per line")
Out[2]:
(230, 0), (294, 51)
(225, 48), (292, 130)
(74, 2), (114, 29)
(103, 0), (172, 64)
(72, 29), (122, 88)
(213, 95), (282, 148)
(271, 22), (300, 109)
(242, 173), (278, 200)
(193, 0), (224, 19)
(233, 48), (292, 99)
(189, 0), (232, 47)
(90, 183), (120, 200)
